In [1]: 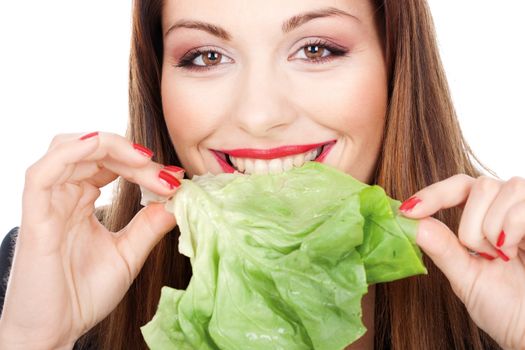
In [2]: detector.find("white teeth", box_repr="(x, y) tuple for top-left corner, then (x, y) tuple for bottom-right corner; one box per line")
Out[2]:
(227, 146), (324, 175)
(236, 158), (245, 172)
(292, 153), (305, 167)
(268, 158), (283, 174)
(244, 158), (254, 174)
(305, 149), (317, 161)
(254, 159), (267, 174)
(283, 156), (294, 171)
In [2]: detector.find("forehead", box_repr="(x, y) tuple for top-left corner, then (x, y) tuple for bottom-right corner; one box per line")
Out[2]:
(161, 0), (374, 33)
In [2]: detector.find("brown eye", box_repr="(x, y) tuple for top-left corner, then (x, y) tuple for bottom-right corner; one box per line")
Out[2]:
(303, 45), (326, 59)
(202, 51), (222, 66)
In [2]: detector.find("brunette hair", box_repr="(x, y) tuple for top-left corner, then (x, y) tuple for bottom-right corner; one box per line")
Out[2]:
(78, 0), (501, 348)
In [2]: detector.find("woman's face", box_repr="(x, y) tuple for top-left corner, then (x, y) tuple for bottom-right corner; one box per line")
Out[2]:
(161, 0), (387, 183)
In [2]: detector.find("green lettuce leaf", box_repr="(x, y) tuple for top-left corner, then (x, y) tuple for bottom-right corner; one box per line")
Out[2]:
(141, 162), (426, 349)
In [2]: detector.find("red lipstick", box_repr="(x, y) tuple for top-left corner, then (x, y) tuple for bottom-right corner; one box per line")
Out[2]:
(218, 140), (335, 160)
(314, 142), (336, 163)
(212, 151), (236, 173)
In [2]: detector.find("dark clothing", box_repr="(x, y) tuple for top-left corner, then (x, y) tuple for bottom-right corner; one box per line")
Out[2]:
(0, 228), (97, 349)
(0, 227), (18, 314)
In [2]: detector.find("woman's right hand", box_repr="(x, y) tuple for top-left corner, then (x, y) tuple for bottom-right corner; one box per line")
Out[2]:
(0, 132), (183, 349)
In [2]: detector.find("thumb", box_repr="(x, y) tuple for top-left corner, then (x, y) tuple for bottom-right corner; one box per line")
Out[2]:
(417, 217), (475, 296)
(116, 202), (177, 278)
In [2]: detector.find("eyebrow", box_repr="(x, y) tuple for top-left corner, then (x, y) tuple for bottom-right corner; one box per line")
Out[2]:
(164, 20), (232, 40)
(164, 7), (359, 40)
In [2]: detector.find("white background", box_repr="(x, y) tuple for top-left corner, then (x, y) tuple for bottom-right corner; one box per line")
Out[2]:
(0, 1), (524, 239)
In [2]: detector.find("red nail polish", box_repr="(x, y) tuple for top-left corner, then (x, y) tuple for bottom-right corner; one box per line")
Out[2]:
(399, 196), (422, 212)
(79, 131), (99, 140)
(478, 252), (496, 261)
(495, 249), (510, 262)
(163, 165), (185, 173)
(496, 230), (506, 248)
(133, 143), (154, 158)
(158, 170), (181, 189)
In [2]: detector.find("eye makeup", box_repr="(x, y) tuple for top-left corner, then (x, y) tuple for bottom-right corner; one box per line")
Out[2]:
(291, 38), (349, 64)
(175, 46), (232, 72)
(173, 38), (349, 72)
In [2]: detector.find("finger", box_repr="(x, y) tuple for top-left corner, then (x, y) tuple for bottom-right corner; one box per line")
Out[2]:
(499, 200), (525, 258)
(82, 132), (155, 163)
(101, 160), (183, 196)
(457, 176), (502, 256)
(52, 157), (183, 212)
(66, 162), (185, 190)
(139, 165), (186, 206)
(48, 132), (155, 164)
(399, 175), (502, 255)
(49, 131), (153, 162)
(116, 202), (178, 279)
(47, 181), (102, 222)
(483, 177), (525, 252)
(24, 132), (153, 222)
(28, 132), (151, 191)
(398, 174), (476, 217)
(70, 162), (119, 188)
(23, 134), (101, 221)
(47, 133), (83, 151)
(60, 160), (184, 199)
(416, 217), (477, 300)
(162, 165), (185, 179)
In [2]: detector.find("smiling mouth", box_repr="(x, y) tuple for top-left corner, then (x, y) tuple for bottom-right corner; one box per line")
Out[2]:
(211, 140), (337, 174)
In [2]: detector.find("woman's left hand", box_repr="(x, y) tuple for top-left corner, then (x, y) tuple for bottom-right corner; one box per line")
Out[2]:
(400, 174), (525, 350)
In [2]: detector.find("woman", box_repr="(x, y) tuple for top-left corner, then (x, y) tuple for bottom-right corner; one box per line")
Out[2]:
(0, 0), (523, 348)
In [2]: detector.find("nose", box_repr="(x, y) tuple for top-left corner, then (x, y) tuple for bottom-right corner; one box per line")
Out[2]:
(229, 61), (296, 138)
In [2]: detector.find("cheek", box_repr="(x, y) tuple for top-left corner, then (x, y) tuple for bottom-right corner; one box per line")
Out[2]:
(161, 70), (238, 170)
(288, 56), (387, 182)
(162, 78), (213, 145)
(161, 71), (236, 175)
(291, 63), (388, 141)
(160, 75), (222, 175)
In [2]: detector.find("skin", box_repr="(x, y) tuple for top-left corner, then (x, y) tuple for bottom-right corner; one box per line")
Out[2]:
(160, 0), (387, 183)
(0, 1), (523, 349)
(161, 1), (386, 348)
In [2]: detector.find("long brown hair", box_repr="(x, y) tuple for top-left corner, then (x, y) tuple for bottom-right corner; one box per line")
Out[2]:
(77, 0), (501, 348)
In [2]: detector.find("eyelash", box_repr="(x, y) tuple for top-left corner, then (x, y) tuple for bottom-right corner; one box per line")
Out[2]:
(174, 39), (349, 72)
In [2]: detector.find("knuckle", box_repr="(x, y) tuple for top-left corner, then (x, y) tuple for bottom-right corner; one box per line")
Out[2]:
(475, 175), (500, 192)
(506, 204), (525, 227)
(457, 229), (479, 249)
(49, 133), (69, 149)
(24, 163), (37, 181)
(100, 131), (119, 143)
(95, 132), (124, 153)
(481, 217), (498, 240)
(457, 233), (471, 248)
(453, 173), (473, 183)
(24, 162), (43, 188)
(50, 134), (61, 146)
(506, 176), (525, 193)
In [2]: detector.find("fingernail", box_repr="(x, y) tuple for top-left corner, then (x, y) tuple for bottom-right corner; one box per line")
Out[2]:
(133, 143), (154, 158)
(399, 196), (422, 212)
(158, 170), (181, 189)
(496, 230), (506, 248)
(79, 131), (99, 140)
(163, 165), (185, 173)
(478, 252), (496, 261)
(495, 249), (510, 262)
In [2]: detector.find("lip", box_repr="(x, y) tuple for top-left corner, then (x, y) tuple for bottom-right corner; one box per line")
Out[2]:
(314, 141), (336, 163)
(211, 140), (337, 173)
(217, 140), (336, 159)
(212, 151), (236, 173)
